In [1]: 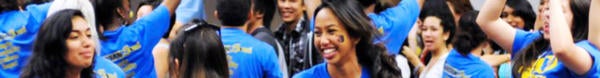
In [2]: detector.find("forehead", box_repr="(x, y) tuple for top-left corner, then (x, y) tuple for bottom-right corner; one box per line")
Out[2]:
(71, 16), (90, 30)
(314, 8), (339, 27)
(422, 16), (442, 27)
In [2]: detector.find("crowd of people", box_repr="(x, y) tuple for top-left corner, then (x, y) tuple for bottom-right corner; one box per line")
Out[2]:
(1, 0), (600, 78)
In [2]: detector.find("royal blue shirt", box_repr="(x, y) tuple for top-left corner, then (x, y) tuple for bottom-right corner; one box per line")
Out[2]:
(368, 0), (420, 55)
(511, 30), (543, 56)
(94, 55), (126, 78)
(511, 30), (600, 77)
(0, 3), (51, 77)
(220, 28), (282, 78)
(443, 49), (495, 78)
(292, 63), (371, 78)
(99, 5), (171, 78)
(175, 0), (205, 23)
(517, 41), (600, 77)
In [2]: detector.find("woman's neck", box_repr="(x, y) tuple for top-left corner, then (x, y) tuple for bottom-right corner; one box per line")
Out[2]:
(66, 66), (82, 78)
(431, 46), (449, 57)
(327, 52), (362, 78)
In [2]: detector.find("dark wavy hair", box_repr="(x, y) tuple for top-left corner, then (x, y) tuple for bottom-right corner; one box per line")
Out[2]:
(503, 0), (536, 31)
(512, 0), (590, 77)
(453, 11), (485, 55)
(21, 9), (95, 78)
(315, 0), (401, 77)
(169, 19), (229, 78)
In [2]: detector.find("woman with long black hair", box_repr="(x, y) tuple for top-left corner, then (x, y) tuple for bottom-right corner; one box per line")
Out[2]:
(477, 0), (596, 77)
(168, 20), (229, 78)
(293, 0), (400, 78)
(21, 9), (95, 78)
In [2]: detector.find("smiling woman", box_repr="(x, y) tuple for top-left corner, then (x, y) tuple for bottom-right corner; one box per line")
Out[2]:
(21, 9), (95, 78)
(293, 0), (400, 78)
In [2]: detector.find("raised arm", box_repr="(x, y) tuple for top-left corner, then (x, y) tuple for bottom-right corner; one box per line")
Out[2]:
(590, 0), (600, 47)
(548, 0), (593, 75)
(162, 0), (181, 15)
(476, 0), (517, 52)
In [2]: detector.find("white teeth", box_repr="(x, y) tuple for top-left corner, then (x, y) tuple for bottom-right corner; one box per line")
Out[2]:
(324, 49), (335, 53)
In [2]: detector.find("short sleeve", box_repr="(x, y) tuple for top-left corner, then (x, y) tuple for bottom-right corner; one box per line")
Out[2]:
(368, 0), (420, 54)
(574, 41), (600, 77)
(511, 30), (542, 56)
(128, 5), (172, 48)
(25, 2), (52, 25)
(175, 0), (205, 23)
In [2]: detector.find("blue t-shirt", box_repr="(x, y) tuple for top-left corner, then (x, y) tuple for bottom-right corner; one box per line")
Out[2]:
(220, 28), (282, 78)
(517, 41), (600, 77)
(94, 55), (126, 78)
(443, 49), (495, 78)
(511, 30), (543, 56)
(368, 0), (420, 55)
(512, 29), (600, 77)
(0, 3), (52, 77)
(175, 0), (204, 23)
(293, 63), (371, 78)
(99, 5), (171, 78)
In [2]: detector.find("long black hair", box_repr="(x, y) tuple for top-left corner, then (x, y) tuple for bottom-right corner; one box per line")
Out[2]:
(21, 9), (94, 78)
(315, 0), (401, 77)
(453, 11), (485, 55)
(512, 0), (590, 77)
(503, 0), (536, 31)
(169, 19), (229, 78)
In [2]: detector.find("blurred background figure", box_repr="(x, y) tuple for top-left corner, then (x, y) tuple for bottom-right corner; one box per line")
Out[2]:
(215, 0), (282, 77)
(0, 0), (51, 77)
(502, 0), (537, 31)
(275, 0), (323, 76)
(247, 0), (290, 77)
(443, 11), (495, 78)
(414, 0), (455, 78)
(93, 0), (180, 77)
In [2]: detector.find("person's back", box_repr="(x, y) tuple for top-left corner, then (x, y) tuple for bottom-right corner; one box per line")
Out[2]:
(221, 28), (282, 77)
(0, 1), (52, 77)
(93, 0), (180, 77)
(216, 0), (282, 77)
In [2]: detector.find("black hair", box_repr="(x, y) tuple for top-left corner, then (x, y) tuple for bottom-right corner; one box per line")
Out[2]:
(419, 0), (456, 44)
(252, 0), (277, 28)
(21, 9), (94, 78)
(169, 19), (229, 78)
(446, 0), (474, 15)
(217, 0), (251, 26)
(315, 0), (401, 77)
(93, 0), (125, 39)
(24, 0), (52, 5)
(452, 11), (484, 55)
(0, 0), (20, 12)
(503, 0), (536, 31)
(512, 0), (590, 77)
